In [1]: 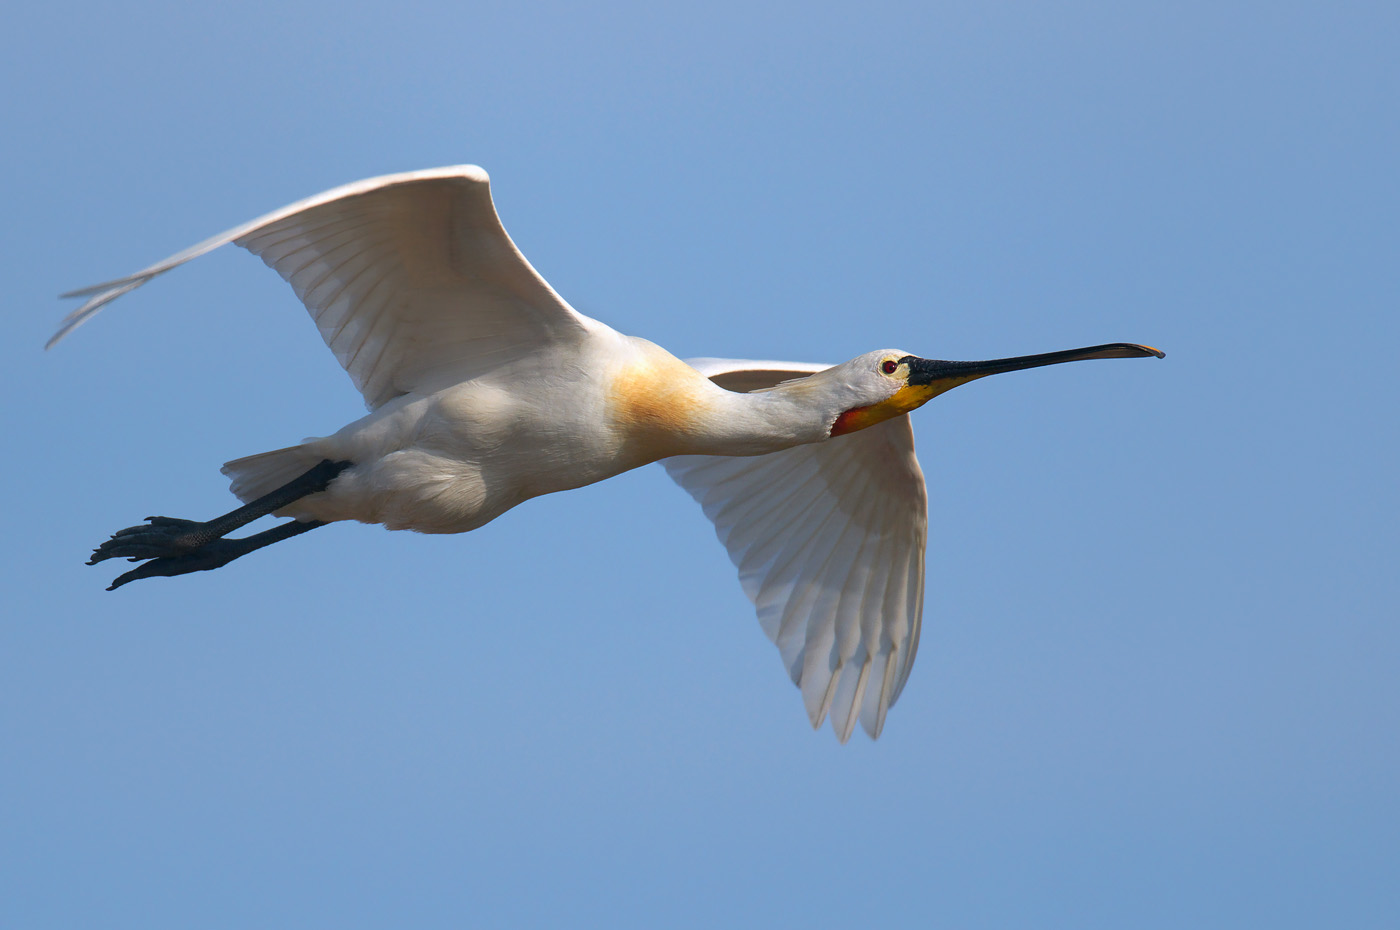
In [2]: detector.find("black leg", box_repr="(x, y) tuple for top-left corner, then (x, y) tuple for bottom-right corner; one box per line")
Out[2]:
(90, 459), (351, 590)
(104, 519), (328, 591)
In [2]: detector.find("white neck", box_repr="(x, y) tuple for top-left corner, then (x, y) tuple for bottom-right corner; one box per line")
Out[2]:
(685, 377), (841, 455)
(605, 339), (845, 462)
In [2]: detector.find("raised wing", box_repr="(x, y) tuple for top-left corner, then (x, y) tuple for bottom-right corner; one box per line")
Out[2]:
(664, 359), (928, 742)
(53, 165), (600, 409)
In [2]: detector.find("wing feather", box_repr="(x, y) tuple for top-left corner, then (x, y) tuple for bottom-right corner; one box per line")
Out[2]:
(831, 648), (873, 744)
(664, 358), (929, 741)
(52, 165), (601, 409)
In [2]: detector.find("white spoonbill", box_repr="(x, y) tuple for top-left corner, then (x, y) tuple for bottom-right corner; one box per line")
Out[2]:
(52, 165), (1162, 741)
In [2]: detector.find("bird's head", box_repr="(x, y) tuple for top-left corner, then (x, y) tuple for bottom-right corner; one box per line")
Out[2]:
(825, 343), (1165, 437)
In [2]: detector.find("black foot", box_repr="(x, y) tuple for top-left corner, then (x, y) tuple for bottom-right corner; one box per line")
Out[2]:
(104, 537), (256, 591)
(87, 459), (347, 591)
(90, 512), (330, 590)
(88, 516), (218, 565)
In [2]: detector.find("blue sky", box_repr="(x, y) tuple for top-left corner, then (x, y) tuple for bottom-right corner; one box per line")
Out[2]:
(3, 1), (1396, 927)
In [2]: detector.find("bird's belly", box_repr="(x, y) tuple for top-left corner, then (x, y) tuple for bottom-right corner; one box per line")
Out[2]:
(335, 445), (632, 534)
(301, 384), (641, 535)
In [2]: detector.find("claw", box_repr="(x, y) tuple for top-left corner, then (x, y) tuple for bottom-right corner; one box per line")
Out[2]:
(86, 459), (346, 589)
(104, 537), (255, 590)
(88, 516), (215, 563)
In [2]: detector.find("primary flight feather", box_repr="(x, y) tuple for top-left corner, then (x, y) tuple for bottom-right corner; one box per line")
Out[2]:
(53, 165), (1162, 741)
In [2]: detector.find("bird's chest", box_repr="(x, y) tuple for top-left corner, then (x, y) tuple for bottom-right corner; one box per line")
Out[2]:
(604, 355), (714, 462)
(423, 379), (641, 499)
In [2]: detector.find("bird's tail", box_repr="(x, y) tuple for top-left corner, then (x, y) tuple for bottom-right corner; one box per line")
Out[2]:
(221, 445), (326, 504)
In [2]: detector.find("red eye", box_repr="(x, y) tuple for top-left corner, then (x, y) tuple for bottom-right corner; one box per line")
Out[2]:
(881, 360), (899, 375)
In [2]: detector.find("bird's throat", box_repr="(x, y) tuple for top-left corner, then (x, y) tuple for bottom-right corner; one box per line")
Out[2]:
(829, 377), (980, 436)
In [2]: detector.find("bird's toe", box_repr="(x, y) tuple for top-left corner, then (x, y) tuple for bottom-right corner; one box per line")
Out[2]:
(88, 516), (212, 564)
(104, 539), (251, 590)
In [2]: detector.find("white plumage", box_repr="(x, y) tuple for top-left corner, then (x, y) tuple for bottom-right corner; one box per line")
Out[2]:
(664, 386), (926, 741)
(55, 165), (1162, 741)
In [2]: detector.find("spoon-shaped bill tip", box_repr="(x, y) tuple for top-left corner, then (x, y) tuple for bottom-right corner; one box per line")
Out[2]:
(1087, 343), (1165, 360)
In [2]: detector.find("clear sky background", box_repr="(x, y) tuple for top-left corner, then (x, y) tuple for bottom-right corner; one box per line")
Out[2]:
(3, 1), (1396, 927)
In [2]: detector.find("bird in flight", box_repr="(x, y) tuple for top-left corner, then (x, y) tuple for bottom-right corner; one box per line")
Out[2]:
(52, 166), (1162, 741)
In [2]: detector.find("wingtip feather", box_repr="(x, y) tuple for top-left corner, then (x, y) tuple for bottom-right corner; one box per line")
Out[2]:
(810, 658), (843, 730)
(47, 280), (146, 349)
(833, 652), (872, 743)
(862, 649), (899, 740)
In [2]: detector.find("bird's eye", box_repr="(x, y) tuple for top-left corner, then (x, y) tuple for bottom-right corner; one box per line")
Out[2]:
(881, 359), (899, 375)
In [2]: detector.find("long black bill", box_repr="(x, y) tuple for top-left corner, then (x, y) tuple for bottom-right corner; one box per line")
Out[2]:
(903, 343), (1164, 388)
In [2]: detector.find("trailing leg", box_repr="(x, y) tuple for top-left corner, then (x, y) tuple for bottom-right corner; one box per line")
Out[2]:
(89, 459), (351, 590)
(103, 519), (328, 590)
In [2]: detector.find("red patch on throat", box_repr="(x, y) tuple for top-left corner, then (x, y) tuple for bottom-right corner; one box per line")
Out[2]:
(830, 405), (873, 437)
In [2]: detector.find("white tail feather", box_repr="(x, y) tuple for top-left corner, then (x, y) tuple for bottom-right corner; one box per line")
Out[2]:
(221, 445), (323, 504)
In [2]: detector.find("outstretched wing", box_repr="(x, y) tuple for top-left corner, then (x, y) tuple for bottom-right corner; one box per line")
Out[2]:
(663, 358), (928, 742)
(53, 165), (601, 409)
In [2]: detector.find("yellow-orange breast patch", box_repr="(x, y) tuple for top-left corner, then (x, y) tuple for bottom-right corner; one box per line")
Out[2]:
(607, 355), (712, 450)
